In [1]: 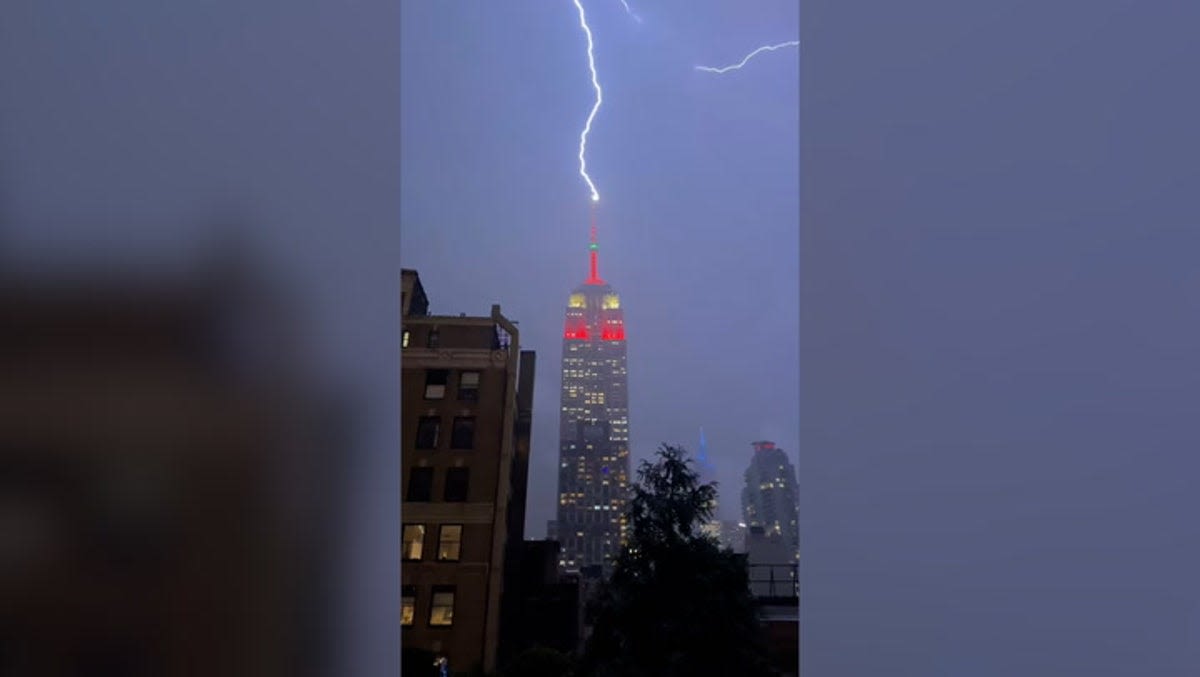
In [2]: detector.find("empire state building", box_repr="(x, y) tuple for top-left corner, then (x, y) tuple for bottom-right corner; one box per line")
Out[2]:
(554, 217), (630, 575)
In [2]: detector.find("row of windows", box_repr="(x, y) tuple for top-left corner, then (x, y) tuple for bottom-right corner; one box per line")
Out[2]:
(415, 416), (475, 450)
(405, 467), (470, 502)
(402, 524), (463, 562)
(559, 510), (623, 526)
(402, 585), (455, 628)
(401, 328), (443, 350)
(401, 328), (443, 351)
(421, 369), (480, 402)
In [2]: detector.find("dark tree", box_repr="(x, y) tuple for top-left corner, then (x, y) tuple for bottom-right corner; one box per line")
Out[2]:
(497, 645), (574, 677)
(400, 647), (438, 677)
(577, 444), (775, 677)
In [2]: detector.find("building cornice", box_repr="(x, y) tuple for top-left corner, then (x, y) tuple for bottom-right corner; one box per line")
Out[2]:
(402, 348), (509, 370)
(401, 502), (498, 525)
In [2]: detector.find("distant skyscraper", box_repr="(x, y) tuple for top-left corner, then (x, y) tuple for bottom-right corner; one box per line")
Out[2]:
(555, 214), (631, 575)
(696, 427), (722, 541)
(696, 427), (718, 487)
(740, 441), (799, 562)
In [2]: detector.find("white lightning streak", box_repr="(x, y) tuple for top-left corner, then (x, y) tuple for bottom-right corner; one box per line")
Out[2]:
(695, 40), (799, 74)
(573, 0), (602, 202)
(618, 0), (642, 23)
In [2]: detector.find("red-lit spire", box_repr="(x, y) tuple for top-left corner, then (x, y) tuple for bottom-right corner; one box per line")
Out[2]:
(586, 200), (604, 285)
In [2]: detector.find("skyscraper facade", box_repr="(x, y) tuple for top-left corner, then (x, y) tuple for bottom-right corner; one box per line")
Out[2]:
(740, 441), (800, 562)
(555, 222), (630, 575)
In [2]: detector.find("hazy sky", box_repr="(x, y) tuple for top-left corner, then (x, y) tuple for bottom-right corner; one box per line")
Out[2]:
(802, 1), (1200, 674)
(400, 0), (800, 532)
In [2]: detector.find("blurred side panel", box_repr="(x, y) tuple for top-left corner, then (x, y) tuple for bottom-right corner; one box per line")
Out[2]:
(0, 257), (346, 676)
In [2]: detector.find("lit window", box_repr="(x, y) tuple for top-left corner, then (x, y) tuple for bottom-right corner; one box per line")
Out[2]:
(438, 525), (463, 561)
(458, 371), (480, 401)
(402, 586), (416, 626)
(429, 587), (455, 626)
(402, 330), (410, 349)
(402, 524), (425, 561)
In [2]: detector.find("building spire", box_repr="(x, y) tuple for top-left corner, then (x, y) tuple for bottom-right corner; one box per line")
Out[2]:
(586, 200), (604, 285)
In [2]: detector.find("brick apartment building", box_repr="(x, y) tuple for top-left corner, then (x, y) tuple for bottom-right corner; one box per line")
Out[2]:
(401, 269), (535, 675)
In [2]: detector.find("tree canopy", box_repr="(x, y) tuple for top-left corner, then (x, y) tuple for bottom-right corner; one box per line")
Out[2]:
(577, 444), (776, 677)
(497, 645), (574, 677)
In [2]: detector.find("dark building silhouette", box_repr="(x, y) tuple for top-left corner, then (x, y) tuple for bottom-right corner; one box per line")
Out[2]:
(497, 540), (584, 667)
(555, 217), (630, 575)
(744, 526), (800, 677)
(740, 441), (800, 677)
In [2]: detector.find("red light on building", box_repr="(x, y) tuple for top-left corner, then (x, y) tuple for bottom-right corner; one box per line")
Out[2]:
(601, 325), (625, 341)
(564, 321), (590, 340)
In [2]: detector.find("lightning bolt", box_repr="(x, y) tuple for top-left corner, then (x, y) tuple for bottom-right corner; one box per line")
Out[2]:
(618, 0), (642, 23)
(695, 41), (799, 74)
(573, 0), (602, 202)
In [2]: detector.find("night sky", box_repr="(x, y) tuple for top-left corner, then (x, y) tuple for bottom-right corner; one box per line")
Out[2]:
(5, 1), (1200, 675)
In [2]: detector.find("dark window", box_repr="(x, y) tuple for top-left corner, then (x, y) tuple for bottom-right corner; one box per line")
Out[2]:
(429, 586), (455, 626)
(444, 467), (469, 502)
(457, 371), (480, 401)
(402, 524), (425, 561)
(427, 328), (440, 349)
(415, 416), (440, 449)
(425, 369), (448, 399)
(437, 525), (463, 562)
(402, 585), (416, 627)
(450, 417), (475, 449)
(406, 467), (433, 502)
